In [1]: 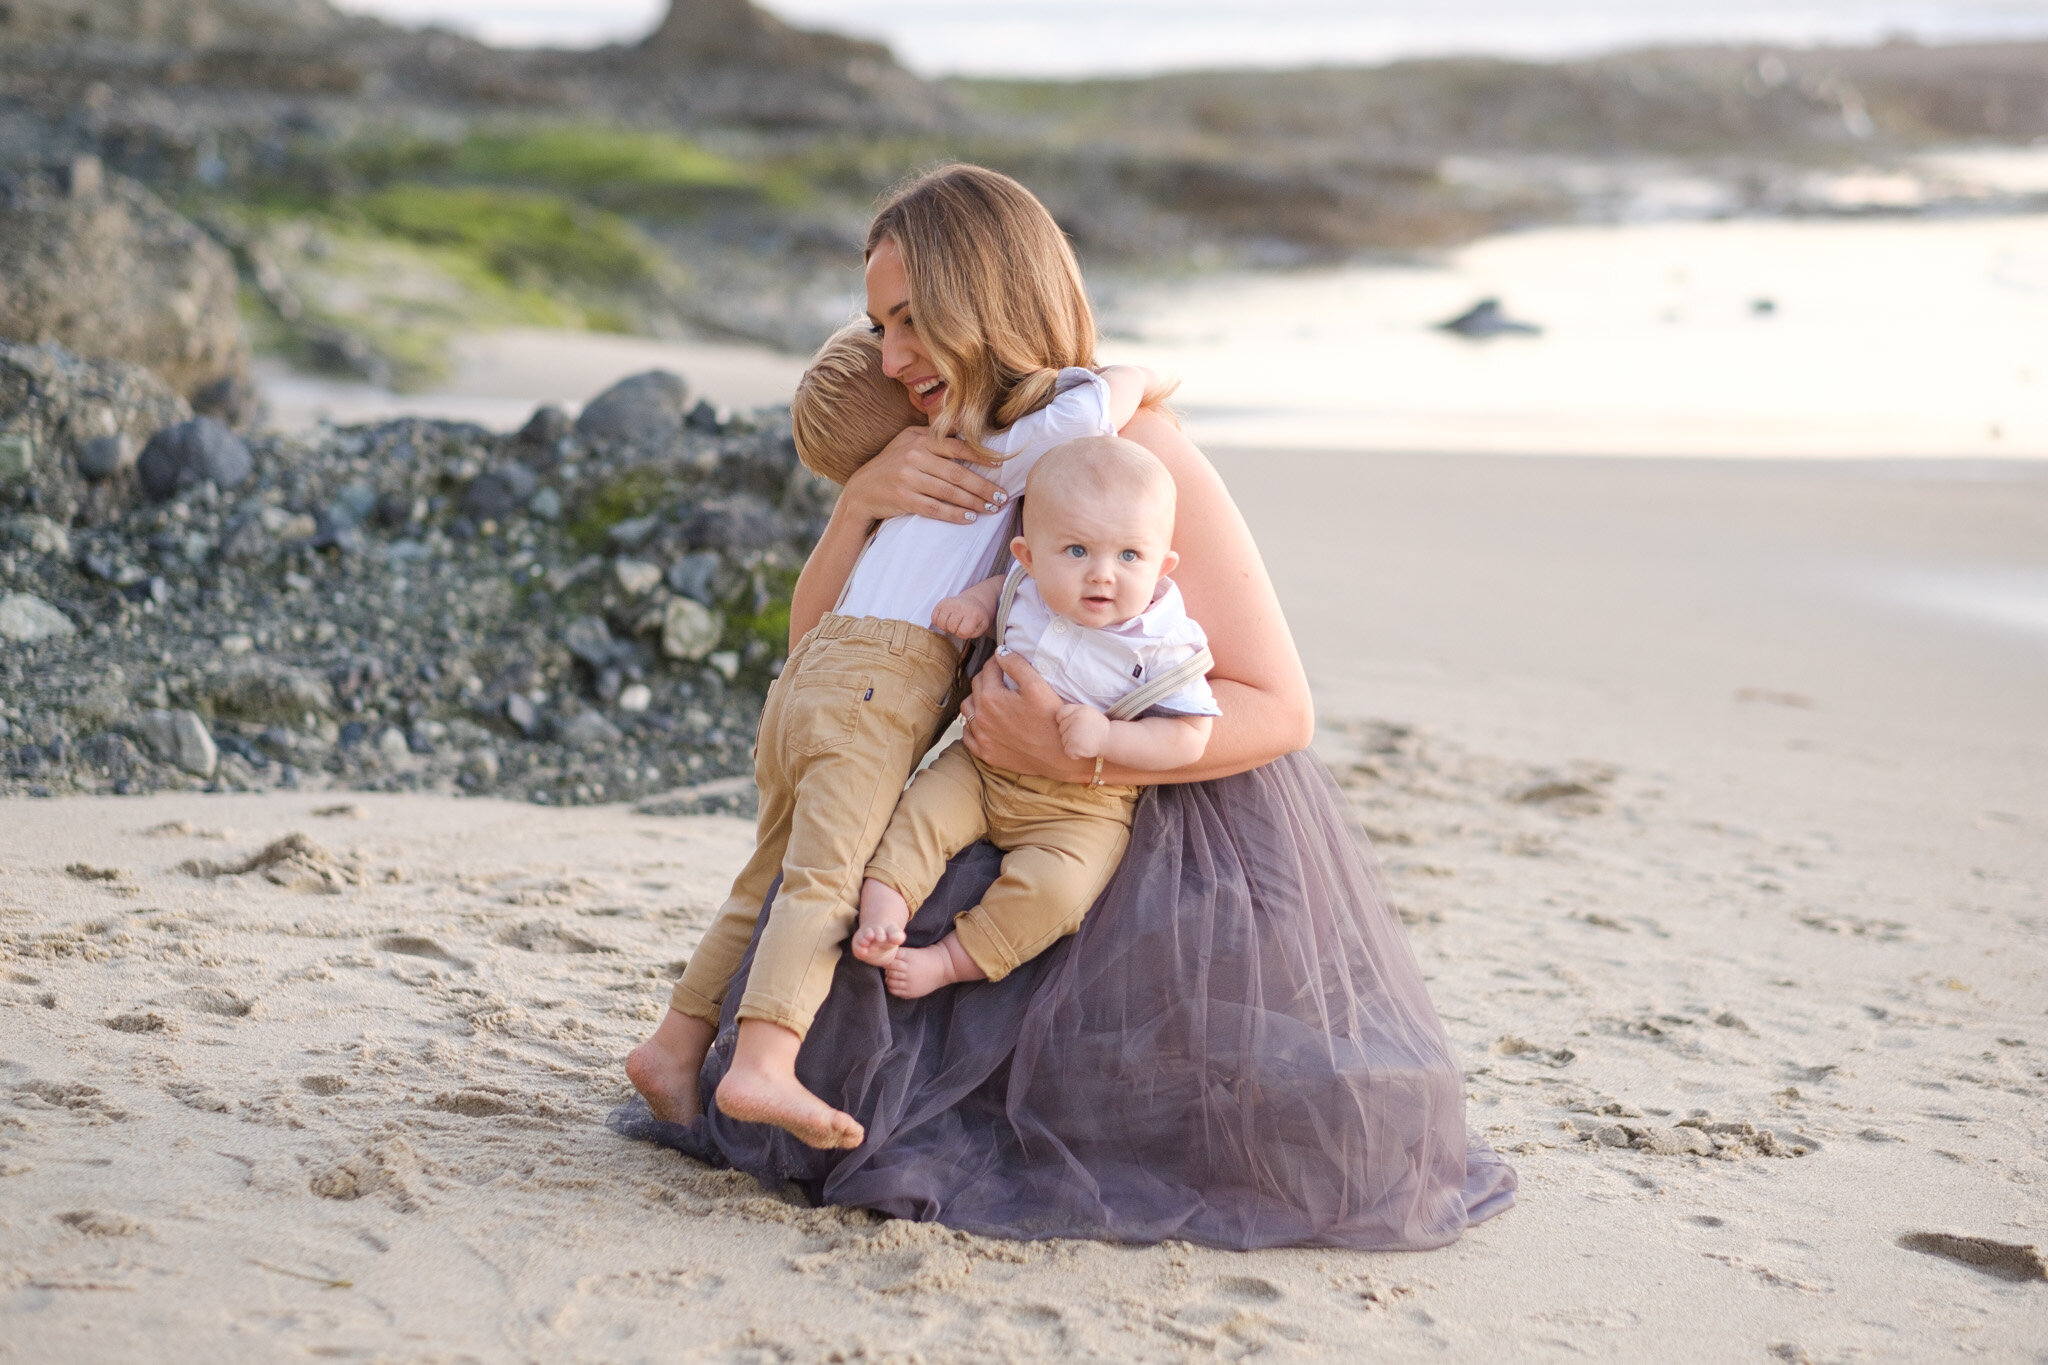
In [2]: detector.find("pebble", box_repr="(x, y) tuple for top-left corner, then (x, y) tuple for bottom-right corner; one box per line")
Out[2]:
(666, 551), (720, 603)
(75, 433), (129, 480)
(136, 417), (253, 500)
(461, 464), (538, 519)
(375, 726), (411, 763)
(557, 710), (622, 752)
(135, 708), (217, 777)
(613, 558), (662, 596)
(0, 591), (76, 642)
(661, 596), (721, 660)
(3, 514), (70, 559)
(0, 432), (33, 483)
(617, 683), (653, 713)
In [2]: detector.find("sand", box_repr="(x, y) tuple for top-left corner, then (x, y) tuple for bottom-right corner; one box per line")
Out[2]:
(5, 452), (2047, 1359)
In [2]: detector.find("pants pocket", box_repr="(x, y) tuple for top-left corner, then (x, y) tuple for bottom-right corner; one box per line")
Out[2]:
(786, 670), (873, 756)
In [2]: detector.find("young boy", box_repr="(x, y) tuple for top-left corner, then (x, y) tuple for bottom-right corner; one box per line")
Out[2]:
(627, 321), (1159, 1149)
(851, 435), (1218, 997)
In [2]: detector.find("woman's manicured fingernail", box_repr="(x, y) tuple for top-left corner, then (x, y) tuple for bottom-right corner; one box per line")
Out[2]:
(993, 492), (1008, 504)
(984, 501), (997, 512)
(963, 511), (976, 522)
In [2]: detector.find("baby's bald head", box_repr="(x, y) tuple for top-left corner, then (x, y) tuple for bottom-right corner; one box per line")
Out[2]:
(1021, 435), (1176, 537)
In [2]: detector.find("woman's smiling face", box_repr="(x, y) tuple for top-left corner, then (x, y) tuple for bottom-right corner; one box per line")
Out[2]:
(864, 237), (946, 419)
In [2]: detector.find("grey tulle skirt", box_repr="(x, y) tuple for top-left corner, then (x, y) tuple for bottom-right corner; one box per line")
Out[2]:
(610, 750), (1516, 1250)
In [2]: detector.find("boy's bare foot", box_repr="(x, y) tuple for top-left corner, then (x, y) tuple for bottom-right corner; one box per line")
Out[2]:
(715, 1020), (864, 1149)
(625, 1008), (717, 1125)
(851, 878), (910, 967)
(883, 933), (986, 1000)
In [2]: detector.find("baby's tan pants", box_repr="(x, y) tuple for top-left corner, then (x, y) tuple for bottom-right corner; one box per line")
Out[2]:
(670, 615), (957, 1039)
(864, 741), (1139, 981)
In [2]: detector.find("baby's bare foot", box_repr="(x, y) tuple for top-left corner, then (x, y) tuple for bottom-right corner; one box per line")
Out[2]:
(852, 878), (909, 967)
(625, 1010), (715, 1126)
(883, 934), (986, 1000)
(715, 1065), (864, 1149)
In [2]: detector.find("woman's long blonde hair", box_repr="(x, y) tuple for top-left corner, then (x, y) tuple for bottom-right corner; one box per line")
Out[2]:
(865, 164), (1100, 455)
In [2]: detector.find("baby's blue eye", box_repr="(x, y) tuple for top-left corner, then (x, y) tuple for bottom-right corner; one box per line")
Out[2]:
(1065, 545), (1086, 558)
(1118, 549), (1138, 563)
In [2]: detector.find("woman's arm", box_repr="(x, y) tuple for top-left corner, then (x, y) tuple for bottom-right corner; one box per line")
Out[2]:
(962, 409), (1314, 784)
(787, 426), (1008, 650)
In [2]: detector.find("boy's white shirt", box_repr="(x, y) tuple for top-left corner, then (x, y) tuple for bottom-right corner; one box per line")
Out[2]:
(835, 368), (1113, 632)
(1000, 573), (1222, 719)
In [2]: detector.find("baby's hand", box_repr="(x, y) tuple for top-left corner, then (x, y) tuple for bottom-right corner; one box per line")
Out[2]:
(1056, 703), (1110, 760)
(931, 593), (993, 640)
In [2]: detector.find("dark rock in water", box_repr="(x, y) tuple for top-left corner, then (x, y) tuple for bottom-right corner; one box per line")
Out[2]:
(505, 692), (540, 737)
(574, 371), (689, 449)
(681, 493), (785, 551)
(666, 551), (721, 603)
(686, 398), (721, 433)
(1437, 297), (1542, 338)
(137, 417), (253, 499)
(75, 433), (129, 481)
(461, 464), (538, 519)
(563, 615), (618, 670)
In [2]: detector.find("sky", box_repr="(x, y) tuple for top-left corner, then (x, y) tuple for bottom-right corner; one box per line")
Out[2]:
(331, 0), (2048, 76)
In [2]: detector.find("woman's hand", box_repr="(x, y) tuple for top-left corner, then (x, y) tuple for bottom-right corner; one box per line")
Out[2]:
(840, 426), (1008, 526)
(961, 652), (1089, 783)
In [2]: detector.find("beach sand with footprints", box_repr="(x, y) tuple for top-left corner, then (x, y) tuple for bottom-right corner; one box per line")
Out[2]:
(4, 450), (2046, 1359)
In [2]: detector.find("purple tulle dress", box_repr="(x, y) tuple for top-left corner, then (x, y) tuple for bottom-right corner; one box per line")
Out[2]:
(610, 750), (1516, 1250)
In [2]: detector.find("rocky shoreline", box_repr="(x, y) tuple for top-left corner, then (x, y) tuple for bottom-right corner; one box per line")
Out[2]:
(1, 339), (828, 808)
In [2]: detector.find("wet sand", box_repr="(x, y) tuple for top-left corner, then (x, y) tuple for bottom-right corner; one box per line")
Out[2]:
(5, 450), (2045, 1358)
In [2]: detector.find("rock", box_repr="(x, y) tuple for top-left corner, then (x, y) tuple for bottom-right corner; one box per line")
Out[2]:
(666, 551), (721, 603)
(1636, 1126), (1717, 1157)
(373, 490), (419, 528)
(375, 726), (411, 763)
(504, 692), (540, 737)
(327, 481), (378, 528)
(518, 404), (572, 459)
(206, 659), (335, 724)
(528, 487), (562, 521)
(613, 558), (662, 596)
(3, 514), (70, 559)
(686, 398), (721, 432)
(618, 683), (653, 713)
(75, 433), (129, 480)
(680, 493), (786, 552)
(574, 371), (689, 449)
(460, 747), (500, 788)
(190, 373), (263, 429)
(557, 710), (622, 752)
(708, 650), (740, 681)
(661, 597), (723, 661)
(136, 417), (252, 500)
(0, 431), (33, 483)
(1437, 297), (1542, 338)
(563, 615), (618, 669)
(606, 514), (661, 550)
(461, 464), (538, 519)
(136, 708), (217, 776)
(0, 591), (75, 642)
(0, 171), (248, 398)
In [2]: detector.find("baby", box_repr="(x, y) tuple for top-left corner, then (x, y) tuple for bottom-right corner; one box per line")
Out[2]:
(852, 435), (1218, 997)
(629, 320), (1159, 1148)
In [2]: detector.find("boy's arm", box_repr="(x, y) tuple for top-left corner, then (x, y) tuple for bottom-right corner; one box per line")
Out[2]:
(930, 573), (1006, 639)
(1055, 708), (1213, 771)
(1096, 364), (1154, 431)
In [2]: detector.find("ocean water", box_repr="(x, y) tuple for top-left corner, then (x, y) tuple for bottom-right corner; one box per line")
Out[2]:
(334, 0), (2048, 73)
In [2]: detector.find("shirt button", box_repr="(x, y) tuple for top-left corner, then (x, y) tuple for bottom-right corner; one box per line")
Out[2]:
(1052, 621), (1067, 634)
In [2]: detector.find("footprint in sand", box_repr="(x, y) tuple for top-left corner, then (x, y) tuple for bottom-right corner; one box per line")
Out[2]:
(378, 934), (472, 969)
(495, 921), (614, 954)
(1897, 1232), (2048, 1283)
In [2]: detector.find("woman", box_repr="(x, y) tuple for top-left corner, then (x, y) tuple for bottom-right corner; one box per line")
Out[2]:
(615, 165), (1516, 1250)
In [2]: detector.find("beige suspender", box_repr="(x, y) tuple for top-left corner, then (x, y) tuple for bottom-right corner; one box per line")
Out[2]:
(992, 563), (1214, 721)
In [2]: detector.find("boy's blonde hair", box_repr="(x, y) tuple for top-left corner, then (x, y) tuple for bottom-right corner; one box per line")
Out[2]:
(866, 164), (1097, 457)
(1022, 435), (1177, 533)
(791, 323), (920, 485)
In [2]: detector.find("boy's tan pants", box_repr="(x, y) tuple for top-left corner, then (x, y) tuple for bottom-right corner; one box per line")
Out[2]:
(670, 615), (958, 1039)
(864, 741), (1139, 981)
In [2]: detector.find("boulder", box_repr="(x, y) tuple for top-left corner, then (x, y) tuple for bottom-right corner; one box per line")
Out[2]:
(136, 708), (217, 776)
(0, 590), (75, 642)
(460, 464), (538, 519)
(680, 493), (785, 552)
(136, 417), (253, 500)
(0, 166), (248, 400)
(574, 371), (689, 449)
(660, 596), (722, 660)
